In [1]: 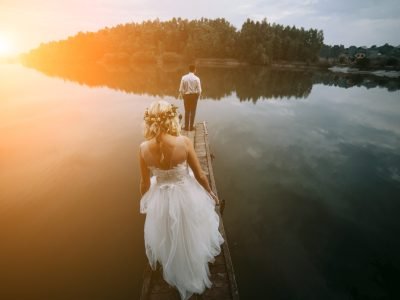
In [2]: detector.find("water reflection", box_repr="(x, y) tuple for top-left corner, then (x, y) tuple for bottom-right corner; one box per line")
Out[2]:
(21, 60), (400, 100)
(2, 63), (400, 299)
(205, 86), (400, 299)
(0, 64), (149, 299)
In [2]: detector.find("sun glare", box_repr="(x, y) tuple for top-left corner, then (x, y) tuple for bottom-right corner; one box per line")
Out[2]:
(0, 34), (14, 56)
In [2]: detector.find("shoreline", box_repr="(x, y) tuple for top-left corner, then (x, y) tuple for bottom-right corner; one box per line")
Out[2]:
(194, 58), (400, 77)
(328, 66), (400, 78)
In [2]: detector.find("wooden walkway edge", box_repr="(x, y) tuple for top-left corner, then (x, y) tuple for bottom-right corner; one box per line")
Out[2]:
(139, 122), (239, 300)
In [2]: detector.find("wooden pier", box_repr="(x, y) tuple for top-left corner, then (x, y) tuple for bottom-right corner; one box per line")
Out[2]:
(140, 122), (239, 300)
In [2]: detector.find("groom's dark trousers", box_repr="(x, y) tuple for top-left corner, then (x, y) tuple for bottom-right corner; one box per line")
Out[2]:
(183, 93), (199, 130)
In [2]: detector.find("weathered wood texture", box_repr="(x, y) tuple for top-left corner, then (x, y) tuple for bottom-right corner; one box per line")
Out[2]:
(140, 122), (239, 300)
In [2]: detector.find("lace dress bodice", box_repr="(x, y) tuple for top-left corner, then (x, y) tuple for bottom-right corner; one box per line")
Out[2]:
(149, 162), (190, 187)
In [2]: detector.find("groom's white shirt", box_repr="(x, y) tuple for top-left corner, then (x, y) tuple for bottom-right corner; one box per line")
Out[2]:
(179, 72), (202, 95)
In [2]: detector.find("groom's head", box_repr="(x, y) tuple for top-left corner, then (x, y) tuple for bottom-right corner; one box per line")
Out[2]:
(189, 64), (196, 73)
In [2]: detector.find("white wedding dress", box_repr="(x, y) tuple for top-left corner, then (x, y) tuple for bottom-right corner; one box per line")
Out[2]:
(140, 137), (224, 300)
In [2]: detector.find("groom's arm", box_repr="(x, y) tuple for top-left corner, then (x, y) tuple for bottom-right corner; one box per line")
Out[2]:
(179, 77), (184, 94)
(197, 77), (202, 95)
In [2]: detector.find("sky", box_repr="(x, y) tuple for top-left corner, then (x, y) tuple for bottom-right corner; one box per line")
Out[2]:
(0, 0), (399, 55)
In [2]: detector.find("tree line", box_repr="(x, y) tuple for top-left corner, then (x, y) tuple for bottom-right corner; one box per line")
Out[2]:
(320, 44), (400, 59)
(22, 18), (324, 66)
(320, 43), (400, 69)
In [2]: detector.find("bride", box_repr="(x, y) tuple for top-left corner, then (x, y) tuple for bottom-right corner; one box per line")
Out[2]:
(139, 100), (224, 300)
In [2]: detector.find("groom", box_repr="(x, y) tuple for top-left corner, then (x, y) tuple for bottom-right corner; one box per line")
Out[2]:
(179, 64), (202, 131)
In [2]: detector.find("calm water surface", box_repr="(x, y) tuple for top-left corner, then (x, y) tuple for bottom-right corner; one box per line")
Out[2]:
(1, 63), (399, 299)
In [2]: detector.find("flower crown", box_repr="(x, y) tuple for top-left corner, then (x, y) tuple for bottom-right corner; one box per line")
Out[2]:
(144, 104), (179, 134)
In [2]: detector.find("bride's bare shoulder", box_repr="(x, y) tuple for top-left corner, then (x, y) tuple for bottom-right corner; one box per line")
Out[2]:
(179, 135), (193, 147)
(139, 140), (154, 152)
(139, 140), (147, 149)
(180, 135), (190, 142)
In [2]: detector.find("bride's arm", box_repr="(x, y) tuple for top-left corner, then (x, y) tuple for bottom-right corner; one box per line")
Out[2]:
(185, 137), (219, 204)
(139, 146), (151, 196)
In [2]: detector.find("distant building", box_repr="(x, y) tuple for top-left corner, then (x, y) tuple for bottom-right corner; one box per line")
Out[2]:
(355, 53), (366, 60)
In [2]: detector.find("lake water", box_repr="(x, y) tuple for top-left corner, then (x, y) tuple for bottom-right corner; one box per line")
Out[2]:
(1, 62), (399, 299)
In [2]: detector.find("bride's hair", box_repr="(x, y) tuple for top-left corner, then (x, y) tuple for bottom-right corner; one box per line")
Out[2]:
(143, 100), (181, 140)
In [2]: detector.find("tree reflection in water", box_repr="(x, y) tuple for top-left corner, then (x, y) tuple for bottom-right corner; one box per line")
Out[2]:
(22, 60), (400, 100)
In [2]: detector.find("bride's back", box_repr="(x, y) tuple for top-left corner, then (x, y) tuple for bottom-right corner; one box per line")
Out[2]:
(140, 134), (188, 170)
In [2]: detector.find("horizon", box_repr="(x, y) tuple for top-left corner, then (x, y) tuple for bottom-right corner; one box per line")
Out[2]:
(1, 0), (399, 57)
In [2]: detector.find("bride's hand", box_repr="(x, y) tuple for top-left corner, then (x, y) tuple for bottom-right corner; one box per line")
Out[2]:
(209, 191), (220, 205)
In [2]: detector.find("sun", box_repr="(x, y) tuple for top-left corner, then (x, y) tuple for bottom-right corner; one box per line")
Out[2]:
(0, 34), (14, 56)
